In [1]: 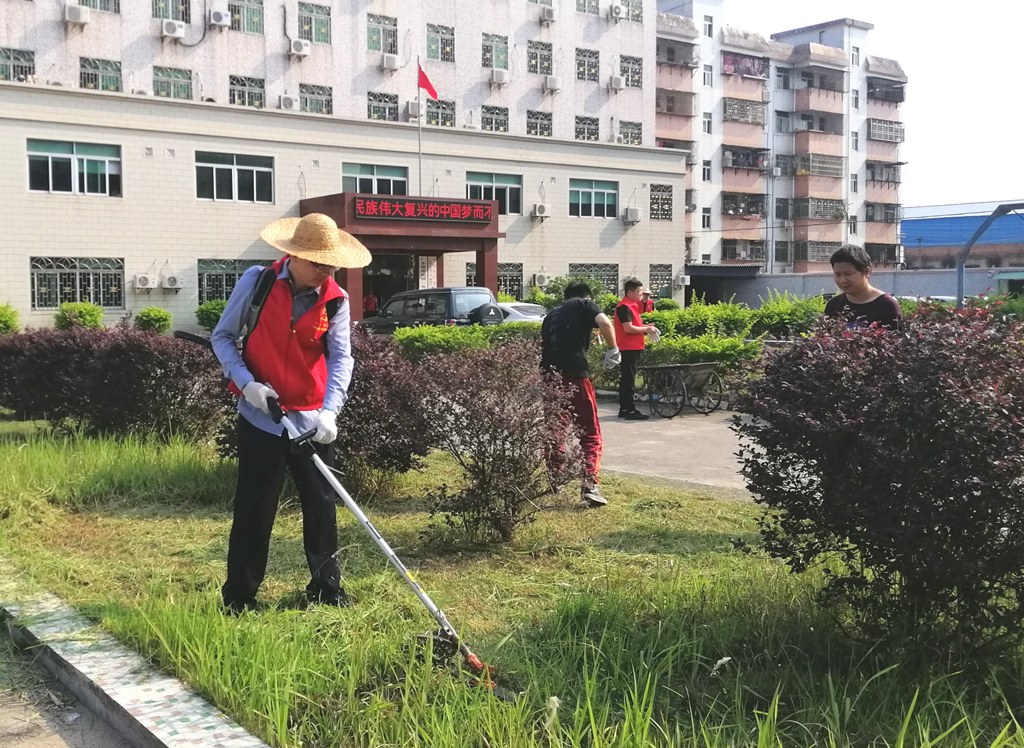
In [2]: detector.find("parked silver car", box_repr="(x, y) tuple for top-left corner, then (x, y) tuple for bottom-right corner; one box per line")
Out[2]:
(497, 302), (547, 321)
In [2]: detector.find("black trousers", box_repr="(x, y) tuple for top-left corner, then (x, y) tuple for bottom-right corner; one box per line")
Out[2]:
(222, 416), (341, 608)
(619, 349), (643, 412)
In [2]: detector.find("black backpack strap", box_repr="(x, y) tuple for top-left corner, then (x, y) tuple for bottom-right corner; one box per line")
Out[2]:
(240, 266), (276, 353)
(326, 296), (341, 321)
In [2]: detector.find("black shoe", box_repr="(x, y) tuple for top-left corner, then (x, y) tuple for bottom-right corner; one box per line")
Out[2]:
(307, 589), (353, 608)
(618, 410), (650, 421)
(223, 599), (257, 616)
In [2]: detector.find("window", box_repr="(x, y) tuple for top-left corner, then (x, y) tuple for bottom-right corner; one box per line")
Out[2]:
(198, 258), (267, 303)
(868, 119), (905, 142)
(367, 92), (399, 121)
(851, 46), (860, 66)
(527, 111), (553, 137)
(650, 185), (672, 221)
(229, 0), (263, 34)
(775, 197), (791, 220)
(153, 66), (192, 100)
(299, 3), (331, 44)
(852, 131), (859, 151)
(865, 202), (901, 223)
(28, 140), (122, 197)
(622, 0), (643, 23)
(80, 58), (121, 92)
(575, 116), (599, 142)
(367, 13), (397, 54)
(427, 24), (455, 62)
(774, 154), (795, 177)
(568, 263), (618, 291)
(569, 179), (618, 218)
(722, 192), (766, 216)
(466, 263), (525, 298)
(343, 163), (408, 195)
(701, 208), (711, 229)
(466, 173), (522, 215)
(229, 75), (264, 107)
(576, 0), (598, 13)
(702, 160), (711, 182)
(576, 48), (599, 82)
(196, 152), (273, 203)
(649, 264), (673, 295)
(774, 241), (790, 263)
(722, 240), (765, 261)
(775, 110), (791, 133)
(776, 67), (790, 90)
(852, 88), (860, 110)
(703, 14), (713, 37)
(528, 41), (553, 75)
(702, 112), (712, 134)
(703, 64), (713, 86)
(796, 153), (845, 178)
(152, 0), (189, 22)
(80, 0), (120, 10)
(300, 84), (333, 114)
(481, 105), (509, 132)
(426, 99), (455, 127)
(796, 241), (842, 262)
(794, 198), (846, 220)
(848, 217), (858, 235)
(850, 174), (858, 193)
(620, 55), (642, 87)
(482, 33), (509, 69)
(31, 257), (124, 310)
(619, 121), (642, 145)
(1, 48), (34, 82)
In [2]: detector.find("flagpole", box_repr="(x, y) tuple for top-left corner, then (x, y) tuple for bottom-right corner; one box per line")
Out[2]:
(417, 56), (423, 196)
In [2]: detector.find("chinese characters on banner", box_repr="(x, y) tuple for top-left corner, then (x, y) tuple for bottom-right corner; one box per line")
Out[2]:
(354, 196), (494, 222)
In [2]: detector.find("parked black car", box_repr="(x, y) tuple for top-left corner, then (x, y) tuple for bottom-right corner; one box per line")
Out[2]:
(358, 287), (502, 334)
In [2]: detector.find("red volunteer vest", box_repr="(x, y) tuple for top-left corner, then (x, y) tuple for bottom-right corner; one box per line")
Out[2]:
(241, 259), (345, 411)
(614, 298), (646, 351)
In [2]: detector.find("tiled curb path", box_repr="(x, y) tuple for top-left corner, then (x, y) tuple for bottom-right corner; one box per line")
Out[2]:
(0, 556), (269, 747)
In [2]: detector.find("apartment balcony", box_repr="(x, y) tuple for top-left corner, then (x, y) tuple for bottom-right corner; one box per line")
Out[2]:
(722, 168), (766, 193)
(656, 89), (697, 117)
(866, 139), (900, 162)
(722, 239), (766, 263)
(867, 77), (905, 104)
(795, 86), (845, 114)
(865, 243), (900, 268)
(794, 174), (843, 199)
(723, 75), (768, 102)
(865, 221), (899, 244)
(794, 129), (843, 156)
(656, 114), (695, 142)
(722, 121), (765, 149)
(867, 99), (901, 119)
(866, 181), (899, 203)
(656, 62), (696, 93)
(721, 214), (764, 241)
(793, 219), (843, 243)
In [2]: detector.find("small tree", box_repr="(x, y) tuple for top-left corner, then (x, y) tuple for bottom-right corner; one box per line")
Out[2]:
(134, 306), (173, 334)
(0, 303), (20, 335)
(196, 299), (228, 332)
(734, 309), (1024, 652)
(55, 302), (104, 329)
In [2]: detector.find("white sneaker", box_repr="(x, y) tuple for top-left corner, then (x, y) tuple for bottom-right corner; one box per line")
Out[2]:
(582, 486), (608, 507)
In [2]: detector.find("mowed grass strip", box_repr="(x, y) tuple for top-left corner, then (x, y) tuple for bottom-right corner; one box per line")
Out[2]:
(2, 429), (1023, 747)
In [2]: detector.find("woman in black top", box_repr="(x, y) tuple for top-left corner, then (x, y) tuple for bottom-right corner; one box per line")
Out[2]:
(824, 245), (902, 331)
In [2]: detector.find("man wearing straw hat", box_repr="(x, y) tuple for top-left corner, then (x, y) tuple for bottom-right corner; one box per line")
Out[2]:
(211, 213), (371, 614)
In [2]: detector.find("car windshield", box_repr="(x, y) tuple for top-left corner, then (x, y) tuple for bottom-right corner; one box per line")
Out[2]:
(454, 290), (494, 315)
(509, 303), (545, 315)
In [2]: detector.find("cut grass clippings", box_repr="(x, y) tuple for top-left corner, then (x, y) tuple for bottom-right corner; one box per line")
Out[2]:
(1, 428), (1023, 746)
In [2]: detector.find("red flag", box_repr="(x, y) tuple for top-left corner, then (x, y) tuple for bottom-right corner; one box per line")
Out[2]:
(418, 64), (438, 100)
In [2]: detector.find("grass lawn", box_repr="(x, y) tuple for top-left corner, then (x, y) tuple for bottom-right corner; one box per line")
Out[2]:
(1, 424), (1023, 747)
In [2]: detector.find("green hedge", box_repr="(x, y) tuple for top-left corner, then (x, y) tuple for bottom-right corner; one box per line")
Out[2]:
(55, 302), (104, 329)
(0, 303), (19, 335)
(195, 300), (227, 333)
(748, 290), (826, 339)
(134, 306), (173, 334)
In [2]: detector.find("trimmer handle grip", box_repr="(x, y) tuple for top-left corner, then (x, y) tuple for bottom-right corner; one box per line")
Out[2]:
(268, 397), (285, 423)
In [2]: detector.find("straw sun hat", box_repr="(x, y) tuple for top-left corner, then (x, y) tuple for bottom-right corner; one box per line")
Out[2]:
(260, 213), (371, 269)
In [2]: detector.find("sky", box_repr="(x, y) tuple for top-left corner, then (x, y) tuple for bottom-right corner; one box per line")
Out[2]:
(724, 0), (1024, 208)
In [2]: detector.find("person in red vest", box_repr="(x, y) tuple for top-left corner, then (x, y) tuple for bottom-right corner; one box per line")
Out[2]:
(638, 288), (656, 314)
(614, 277), (659, 420)
(211, 213), (371, 615)
(363, 288), (379, 316)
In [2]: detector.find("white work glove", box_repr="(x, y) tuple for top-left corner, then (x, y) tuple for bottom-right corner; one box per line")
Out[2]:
(602, 347), (621, 369)
(647, 327), (662, 344)
(241, 381), (279, 415)
(312, 409), (339, 444)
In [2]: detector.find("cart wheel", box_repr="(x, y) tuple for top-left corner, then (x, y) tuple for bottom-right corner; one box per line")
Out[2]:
(690, 371), (724, 414)
(651, 371), (686, 418)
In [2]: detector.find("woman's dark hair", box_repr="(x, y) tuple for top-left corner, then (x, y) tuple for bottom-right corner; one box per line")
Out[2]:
(830, 244), (872, 273)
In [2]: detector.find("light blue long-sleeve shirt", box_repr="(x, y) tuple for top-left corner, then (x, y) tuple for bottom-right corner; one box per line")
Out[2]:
(210, 260), (353, 436)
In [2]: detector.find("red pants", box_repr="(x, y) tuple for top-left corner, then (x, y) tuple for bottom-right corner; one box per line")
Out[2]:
(565, 376), (603, 483)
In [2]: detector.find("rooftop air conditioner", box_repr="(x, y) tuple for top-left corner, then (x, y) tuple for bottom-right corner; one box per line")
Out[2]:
(407, 100), (421, 118)
(624, 206), (642, 223)
(162, 19), (186, 39)
(64, 4), (90, 24)
(290, 38), (311, 57)
(543, 74), (561, 92)
(161, 274), (183, 290)
(609, 2), (625, 21)
(279, 94), (299, 111)
(491, 68), (510, 85)
(381, 53), (400, 71)
(134, 273), (157, 290)
(608, 75), (625, 91)
(533, 203), (551, 219)
(540, 7), (556, 23)
(533, 272), (550, 287)
(209, 8), (230, 27)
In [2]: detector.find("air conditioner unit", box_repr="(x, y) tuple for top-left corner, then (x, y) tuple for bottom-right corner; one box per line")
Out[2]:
(761, 89), (771, 102)
(614, 134), (624, 144)
(407, 100), (421, 118)
(533, 203), (551, 219)
(674, 273), (691, 288)
(540, 7), (556, 23)
(381, 53), (400, 71)
(772, 166), (782, 177)
(533, 272), (550, 287)
(685, 154), (698, 166)
(685, 203), (697, 212)
(624, 206), (642, 223)
(491, 68), (510, 85)
(609, 2), (625, 21)
(134, 273), (158, 290)
(608, 75), (625, 91)
(279, 94), (299, 111)
(64, 4), (90, 24)
(208, 8), (230, 27)
(161, 274), (183, 290)
(543, 74), (561, 92)
(162, 19), (186, 39)
(290, 38), (311, 57)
